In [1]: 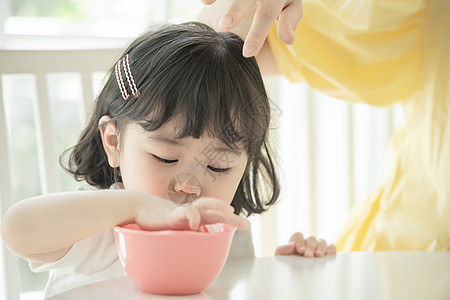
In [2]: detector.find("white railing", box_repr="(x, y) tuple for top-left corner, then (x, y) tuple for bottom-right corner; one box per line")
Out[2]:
(0, 49), (121, 300)
(0, 72), (21, 300)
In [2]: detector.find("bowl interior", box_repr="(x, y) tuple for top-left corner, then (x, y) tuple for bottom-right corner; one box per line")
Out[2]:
(118, 222), (236, 234)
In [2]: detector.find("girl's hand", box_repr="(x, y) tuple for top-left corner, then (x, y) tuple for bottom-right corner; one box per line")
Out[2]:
(201, 0), (303, 57)
(275, 232), (336, 257)
(134, 196), (249, 231)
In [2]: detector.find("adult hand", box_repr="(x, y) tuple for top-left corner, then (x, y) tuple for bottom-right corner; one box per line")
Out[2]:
(275, 232), (336, 257)
(201, 0), (303, 57)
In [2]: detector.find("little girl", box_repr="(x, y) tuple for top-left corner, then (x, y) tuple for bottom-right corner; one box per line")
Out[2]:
(1, 22), (335, 298)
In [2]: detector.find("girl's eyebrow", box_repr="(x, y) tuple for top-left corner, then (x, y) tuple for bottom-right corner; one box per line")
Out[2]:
(214, 146), (242, 156)
(147, 135), (242, 156)
(147, 135), (183, 146)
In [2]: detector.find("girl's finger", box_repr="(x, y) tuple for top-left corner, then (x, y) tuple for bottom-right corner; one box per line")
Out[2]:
(314, 239), (327, 257)
(200, 210), (249, 230)
(219, 0), (257, 30)
(326, 244), (337, 255)
(289, 231), (304, 243)
(275, 243), (295, 255)
(186, 206), (203, 230)
(168, 205), (201, 230)
(288, 232), (306, 255)
(193, 198), (235, 214)
(276, 0), (303, 44)
(304, 236), (317, 258)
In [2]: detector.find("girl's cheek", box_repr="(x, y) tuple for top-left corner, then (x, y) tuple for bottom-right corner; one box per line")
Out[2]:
(208, 177), (240, 204)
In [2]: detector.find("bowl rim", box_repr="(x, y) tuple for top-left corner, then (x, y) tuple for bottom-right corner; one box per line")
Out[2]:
(113, 222), (237, 237)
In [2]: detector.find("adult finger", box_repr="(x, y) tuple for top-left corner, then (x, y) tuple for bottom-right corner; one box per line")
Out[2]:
(201, 0), (217, 4)
(219, 0), (257, 31)
(243, 0), (286, 57)
(276, 0), (303, 44)
(314, 239), (327, 257)
(304, 236), (317, 258)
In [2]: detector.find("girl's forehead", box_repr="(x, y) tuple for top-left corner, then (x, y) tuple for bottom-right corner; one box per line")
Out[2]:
(127, 120), (244, 155)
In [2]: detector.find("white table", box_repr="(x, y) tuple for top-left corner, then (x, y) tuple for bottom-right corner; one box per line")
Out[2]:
(47, 252), (450, 300)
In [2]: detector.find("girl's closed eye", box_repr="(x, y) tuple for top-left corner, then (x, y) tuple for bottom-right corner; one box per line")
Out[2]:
(207, 165), (231, 174)
(151, 154), (231, 174)
(152, 154), (178, 164)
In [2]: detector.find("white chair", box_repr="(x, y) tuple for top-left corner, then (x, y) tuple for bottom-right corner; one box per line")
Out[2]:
(0, 48), (121, 300)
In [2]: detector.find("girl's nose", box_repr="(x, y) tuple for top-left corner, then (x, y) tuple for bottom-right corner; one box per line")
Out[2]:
(174, 176), (202, 196)
(167, 173), (202, 205)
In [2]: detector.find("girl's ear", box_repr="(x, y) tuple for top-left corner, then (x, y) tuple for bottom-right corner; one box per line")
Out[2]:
(98, 116), (120, 168)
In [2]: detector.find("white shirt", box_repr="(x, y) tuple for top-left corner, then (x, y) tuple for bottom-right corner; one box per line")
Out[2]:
(31, 184), (255, 298)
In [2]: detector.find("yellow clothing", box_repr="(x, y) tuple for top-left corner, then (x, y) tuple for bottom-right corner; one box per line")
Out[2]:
(268, 0), (450, 251)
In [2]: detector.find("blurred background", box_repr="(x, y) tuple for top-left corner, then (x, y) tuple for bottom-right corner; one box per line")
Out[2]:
(0, 0), (403, 299)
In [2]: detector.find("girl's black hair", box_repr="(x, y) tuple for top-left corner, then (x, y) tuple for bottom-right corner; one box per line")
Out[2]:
(61, 22), (280, 216)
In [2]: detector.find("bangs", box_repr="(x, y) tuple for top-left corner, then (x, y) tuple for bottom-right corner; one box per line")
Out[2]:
(122, 23), (270, 155)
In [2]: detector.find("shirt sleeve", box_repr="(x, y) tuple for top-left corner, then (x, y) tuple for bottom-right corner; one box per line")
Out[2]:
(269, 0), (450, 252)
(267, 0), (424, 106)
(30, 229), (119, 274)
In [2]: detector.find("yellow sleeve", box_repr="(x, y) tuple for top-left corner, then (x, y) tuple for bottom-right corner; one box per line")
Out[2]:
(269, 0), (450, 251)
(267, 0), (425, 106)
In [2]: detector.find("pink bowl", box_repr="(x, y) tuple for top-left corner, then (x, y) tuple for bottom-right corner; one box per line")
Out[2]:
(113, 223), (236, 295)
